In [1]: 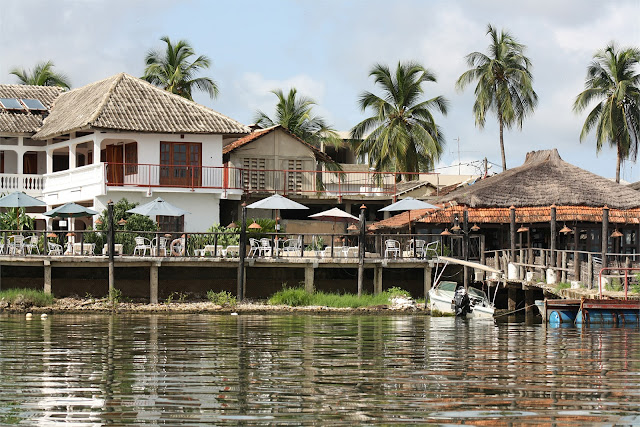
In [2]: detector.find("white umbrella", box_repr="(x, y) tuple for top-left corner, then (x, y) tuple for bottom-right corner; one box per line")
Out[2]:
(247, 194), (308, 235)
(126, 197), (190, 217)
(379, 197), (439, 234)
(309, 207), (358, 233)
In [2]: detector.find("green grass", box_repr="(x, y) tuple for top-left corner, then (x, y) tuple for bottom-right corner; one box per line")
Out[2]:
(268, 285), (411, 308)
(207, 290), (237, 307)
(0, 288), (53, 307)
(555, 282), (571, 291)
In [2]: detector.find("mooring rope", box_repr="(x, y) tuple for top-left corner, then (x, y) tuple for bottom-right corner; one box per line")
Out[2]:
(493, 304), (538, 318)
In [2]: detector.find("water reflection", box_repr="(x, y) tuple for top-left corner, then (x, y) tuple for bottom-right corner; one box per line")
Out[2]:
(0, 314), (639, 424)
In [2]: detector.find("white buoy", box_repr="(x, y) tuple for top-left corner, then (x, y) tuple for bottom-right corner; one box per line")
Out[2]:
(40, 313), (48, 319)
(25, 313), (33, 319)
(230, 312), (238, 316)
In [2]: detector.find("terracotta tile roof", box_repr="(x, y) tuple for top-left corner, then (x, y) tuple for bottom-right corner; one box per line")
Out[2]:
(223, 124), (333, 163)
(0, 84), (63, 133)
(370, 205), (640, 230)
(34, 73), (249, 139)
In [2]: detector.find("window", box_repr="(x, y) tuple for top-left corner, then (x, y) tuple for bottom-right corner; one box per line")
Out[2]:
(124, 142), (138, 175)
(287, 159), (303, 194)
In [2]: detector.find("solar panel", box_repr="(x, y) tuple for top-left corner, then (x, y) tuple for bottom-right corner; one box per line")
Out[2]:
(21, 98), (47, 111)
(0, 98), (25, 110)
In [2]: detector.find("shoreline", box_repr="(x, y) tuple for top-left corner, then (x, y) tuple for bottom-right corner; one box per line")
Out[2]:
(0, 297), (431, 315)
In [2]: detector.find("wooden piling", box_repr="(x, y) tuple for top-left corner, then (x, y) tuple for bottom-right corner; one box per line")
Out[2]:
(424, 266), (432, 302)
(43, 261), (51, 295)
(508, 286), (517, 311)
(373, 265), (383, 295)
(509, 206), (516, 262)
(237, 203), (247, 301)
(150, 263), (159, 304)
(107, 201), (115, 299)
(357, 205), (366, 298)
(550, 205), (556, 268)
(525, 288), (535, 317)
(304, 264), (315, 293)
(602, 206), (609, 269)
(561, 252), (567, 283)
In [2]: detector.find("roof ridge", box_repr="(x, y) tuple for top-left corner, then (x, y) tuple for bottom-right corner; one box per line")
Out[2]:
(121, 73), (250, 132)
(87, 73), (126, 127)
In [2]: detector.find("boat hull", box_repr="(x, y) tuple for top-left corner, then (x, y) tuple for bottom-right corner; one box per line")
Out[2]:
(428, 289), (495, 319)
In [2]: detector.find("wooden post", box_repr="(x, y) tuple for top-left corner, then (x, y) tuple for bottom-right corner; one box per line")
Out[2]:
(357, 204), (367, 297)
(237, 203), (247, 301)
(150, 262), (159, 304)
(424, 266), (432, 308)
(509, 206), (516, 262)
(508, 286), (517, 311)
(587, 254), (593, 290)
(550, 204), (556, 268)
(480, 235), (486, 266)
(374, 265), (383, 295)
(602, 206), (609, 269)
(304, 264), (315, 293)
(561, 251), (567, 283)
(494, 250), (500, 271)
(107, 200), (115, 299)
(43, 261), (51, 295)
(463, 210), (469, 287)
(573, 228), (580, 282)
(525, 288), (535, 317)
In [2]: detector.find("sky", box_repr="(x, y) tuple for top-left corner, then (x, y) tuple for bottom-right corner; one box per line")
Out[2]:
(1, 0), (638, 180)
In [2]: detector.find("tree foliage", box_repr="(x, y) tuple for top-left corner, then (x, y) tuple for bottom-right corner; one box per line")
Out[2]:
(10, 61), (71, 89)
(456, 24), (537, 171)
(573, 42), (640, 183)
(142, 36), (218, 100)
(351, 61), (448, 180)
(254, 88), (340, 148)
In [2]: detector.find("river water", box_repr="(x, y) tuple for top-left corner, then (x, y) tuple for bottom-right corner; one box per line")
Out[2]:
(1, 313), (640, 425)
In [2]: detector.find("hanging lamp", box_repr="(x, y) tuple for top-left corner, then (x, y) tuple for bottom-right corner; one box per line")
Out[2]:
(470, 223), (480, 232)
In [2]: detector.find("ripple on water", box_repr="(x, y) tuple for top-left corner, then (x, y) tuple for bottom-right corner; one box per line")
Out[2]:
(1, 313), (640, 424)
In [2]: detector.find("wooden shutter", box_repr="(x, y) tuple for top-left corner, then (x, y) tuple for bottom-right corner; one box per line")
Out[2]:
(124, 142), (138, 175)
(287, 159), (303, 194)
(243, 158), (266, 190)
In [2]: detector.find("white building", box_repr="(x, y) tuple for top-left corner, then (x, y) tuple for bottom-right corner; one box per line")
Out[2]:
(0, 73), (249, 232)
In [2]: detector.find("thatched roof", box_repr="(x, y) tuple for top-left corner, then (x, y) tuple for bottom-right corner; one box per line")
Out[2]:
(440, 149), (640, 209)
(223, 125), (333, 163)
(0, 85), (63, 133)
(34, 73), (249, 139)
(628, 181), (640, 191)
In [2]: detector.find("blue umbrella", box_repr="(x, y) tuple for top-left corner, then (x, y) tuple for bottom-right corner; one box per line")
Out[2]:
(0, 191), (46, 231)
(126, 197), (190, 217)
(44, 202), (99, 218)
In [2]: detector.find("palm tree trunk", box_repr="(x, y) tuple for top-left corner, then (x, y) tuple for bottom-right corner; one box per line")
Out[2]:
(499, 113), (507, 171)
(616, 143), (622, 183)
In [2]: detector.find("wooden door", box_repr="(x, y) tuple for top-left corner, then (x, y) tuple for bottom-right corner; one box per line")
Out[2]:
(23, 152), (38, 174)
(106, 145), (123, 185)
(160, 142), (201, 187)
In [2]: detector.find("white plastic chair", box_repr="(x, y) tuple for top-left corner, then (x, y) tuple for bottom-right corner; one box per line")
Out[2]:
(259, 238), (272, 257)
(24, 235), (40, 255)
(424, 241), (439, 258)
(384, 239), (400, 258)
(152, 236), (168, 256)
(47, 241), (63, 256)
(248, 238), (260, 257)
(9, 235), (25, 255)
(282, 236), (302, 254)
(409, 239), (426, 258)
(133, 236), (152, 256)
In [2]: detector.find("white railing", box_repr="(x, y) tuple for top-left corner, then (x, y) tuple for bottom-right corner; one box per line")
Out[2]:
(44, 164), (104, 194)
(0, 173), (45, 196)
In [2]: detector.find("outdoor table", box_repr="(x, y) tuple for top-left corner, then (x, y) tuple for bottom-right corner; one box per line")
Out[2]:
(222, 245), (239, 257)
(102, 243), (123, 255)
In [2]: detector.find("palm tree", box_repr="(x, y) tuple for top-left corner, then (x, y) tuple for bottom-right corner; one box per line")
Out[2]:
(254, 88), (340, 147)
(573, 43), (640, 183)
(9, 61), (71, 89)
(456, 24), (538, 171)
(142, 36), (218, 100)
(350, 61), (448, 180)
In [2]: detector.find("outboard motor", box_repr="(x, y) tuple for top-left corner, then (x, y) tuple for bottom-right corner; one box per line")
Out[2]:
(452, 285), (472, 317)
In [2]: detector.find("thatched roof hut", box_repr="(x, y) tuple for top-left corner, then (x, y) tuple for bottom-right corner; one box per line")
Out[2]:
(442, 149), (640, 210)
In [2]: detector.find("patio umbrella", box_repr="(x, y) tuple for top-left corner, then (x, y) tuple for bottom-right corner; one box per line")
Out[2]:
(308, 207), (358, 233)
(0, 191), (46, 231)
(246, 194), (308, 235)
(44, 202), (99, 234)
(126, 197), (190, 217)
(379, 197), (439, 234)
(127, 197), (190, 233)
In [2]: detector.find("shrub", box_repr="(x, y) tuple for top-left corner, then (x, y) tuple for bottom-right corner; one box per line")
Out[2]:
(268, 286), (312, 306)
(0, 288), (53, 307)
(605, 278), (623, 292)
(207, 290), (237, 306)
(555, 282), (571, 291)
(386, 286), (410, 298)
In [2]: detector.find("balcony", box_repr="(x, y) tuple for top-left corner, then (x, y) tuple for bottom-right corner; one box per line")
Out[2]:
(104, 163), (437, 199)
(0, 173), (44, 197)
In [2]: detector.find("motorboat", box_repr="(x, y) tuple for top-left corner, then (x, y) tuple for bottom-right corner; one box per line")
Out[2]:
(428, 281), (495, 318)
(428, 256), (501, 318)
